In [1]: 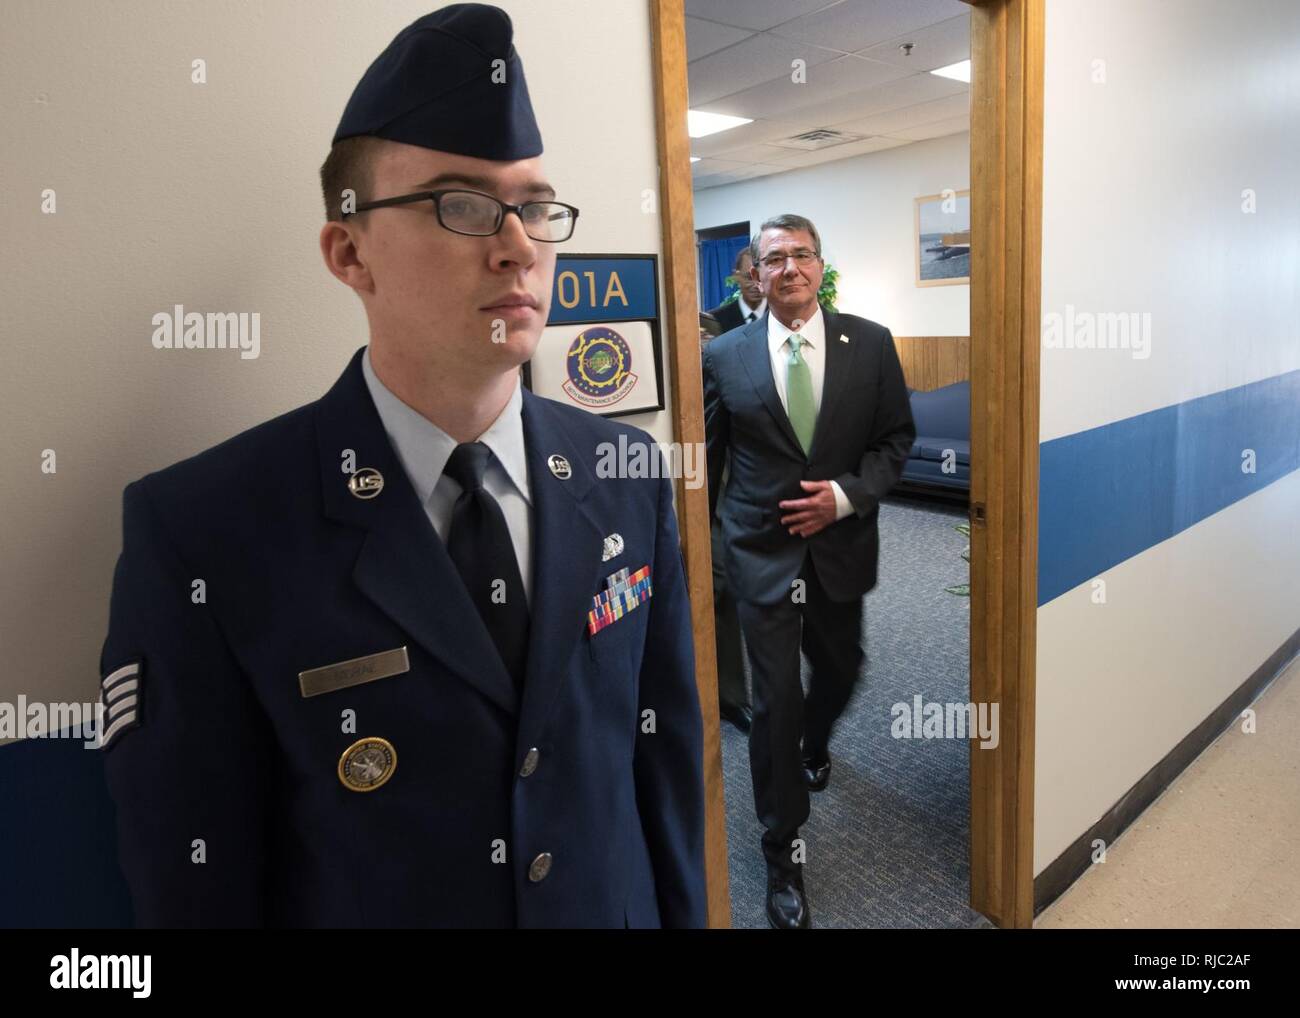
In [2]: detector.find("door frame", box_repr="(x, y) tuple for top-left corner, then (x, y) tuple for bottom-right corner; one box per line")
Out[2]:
(648, 0), (1045, 929)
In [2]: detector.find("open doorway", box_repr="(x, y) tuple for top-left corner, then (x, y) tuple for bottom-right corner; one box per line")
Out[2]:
(651, 0), (1043, 928)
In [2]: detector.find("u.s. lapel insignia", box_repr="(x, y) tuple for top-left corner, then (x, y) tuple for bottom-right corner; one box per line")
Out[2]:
(548, 454), (572, 480)
(338, 736), (396, 792)
(348, 467), (384, 500)
(601, 533), (624, 562)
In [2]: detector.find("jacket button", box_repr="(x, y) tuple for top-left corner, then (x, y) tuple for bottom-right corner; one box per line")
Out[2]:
(520, 747), (540, 777)
(528, 852), (553, 882)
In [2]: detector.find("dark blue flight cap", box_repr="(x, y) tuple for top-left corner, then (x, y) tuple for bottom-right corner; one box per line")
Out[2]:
(333, 3), (543, 159)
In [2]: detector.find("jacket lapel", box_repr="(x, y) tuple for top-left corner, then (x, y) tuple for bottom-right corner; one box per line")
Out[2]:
(515, 389), (607, 754)
(739, 310), (805, 457)
(808, 306), (850, 460)
(314, 347), (519, 717)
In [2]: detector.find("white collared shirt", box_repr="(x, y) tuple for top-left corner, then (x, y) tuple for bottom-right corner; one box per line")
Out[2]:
(765, 305), (854, 521)
(362, 347), (533, 603)
(738, 294), (767, 324)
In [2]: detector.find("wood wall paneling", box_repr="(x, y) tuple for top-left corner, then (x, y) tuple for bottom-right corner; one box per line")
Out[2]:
(894, 336), (972, 391)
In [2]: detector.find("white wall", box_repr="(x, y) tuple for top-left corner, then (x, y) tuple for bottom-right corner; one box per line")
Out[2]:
(1035, 0), (1300, 873)
(0, 0), (672, 728)
(692, 132), (971, 337)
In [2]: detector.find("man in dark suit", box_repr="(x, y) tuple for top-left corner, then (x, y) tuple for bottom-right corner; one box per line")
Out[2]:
(97, 4), (706, 928)
(703, 214), (915, 929)
(706, 247), (766, 333)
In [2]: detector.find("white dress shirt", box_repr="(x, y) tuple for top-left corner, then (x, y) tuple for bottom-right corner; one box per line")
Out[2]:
(361, 346), (534, 603)
(738, 294), (767, 323)
(765, 305), (854, 521)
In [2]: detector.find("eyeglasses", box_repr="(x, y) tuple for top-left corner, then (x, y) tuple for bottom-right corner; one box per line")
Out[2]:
(344, 188), (580, 242)
(760, 249), (821, 271)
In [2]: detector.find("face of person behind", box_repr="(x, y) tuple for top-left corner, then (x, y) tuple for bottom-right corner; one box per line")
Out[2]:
(737, 253), (764, 306)
(342, 140), (559, 384)
(756, 226), (824, 327)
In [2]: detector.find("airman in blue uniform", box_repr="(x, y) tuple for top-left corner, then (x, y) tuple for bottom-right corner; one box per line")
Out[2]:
(97, 3), (706, 928)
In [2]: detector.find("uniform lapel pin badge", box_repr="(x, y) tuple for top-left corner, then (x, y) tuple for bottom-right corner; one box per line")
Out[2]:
(601, 533), (624, 562)
(338, 736), (396, 792)
(548, 454), (572, 479)
(348, 467), (384, 499)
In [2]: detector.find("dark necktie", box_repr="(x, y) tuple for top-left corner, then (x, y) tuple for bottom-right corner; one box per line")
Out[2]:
(443, 442), (530, 691)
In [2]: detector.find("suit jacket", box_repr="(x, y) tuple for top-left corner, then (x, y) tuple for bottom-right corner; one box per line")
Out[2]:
(703, 305), (916, 606)
(98, 346), (706, 928)
(705, 298), (746, 333)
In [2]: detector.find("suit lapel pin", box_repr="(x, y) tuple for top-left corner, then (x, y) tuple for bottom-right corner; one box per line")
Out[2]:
(348, 467), (384, 499)
(601, 533), (624, 562)
(548, 454), (572, 480)
(338, 736), (396, 792)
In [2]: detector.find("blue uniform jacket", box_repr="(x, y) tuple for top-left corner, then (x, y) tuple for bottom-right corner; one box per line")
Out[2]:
(98, 347), (707, 928)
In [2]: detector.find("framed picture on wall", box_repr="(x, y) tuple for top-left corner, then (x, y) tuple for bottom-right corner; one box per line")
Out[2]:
(915, 189), (971, 287)
(523, 253), (665, 418)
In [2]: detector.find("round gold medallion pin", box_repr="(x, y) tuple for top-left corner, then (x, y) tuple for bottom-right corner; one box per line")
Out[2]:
(348, 467), (384, 500)
(338, 736), (397, 792)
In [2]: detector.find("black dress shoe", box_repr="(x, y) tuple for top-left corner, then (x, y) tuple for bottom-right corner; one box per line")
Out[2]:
(802, 753), (831, 791)
(720, 701), (753, 733)
(766, 870), (811, 929)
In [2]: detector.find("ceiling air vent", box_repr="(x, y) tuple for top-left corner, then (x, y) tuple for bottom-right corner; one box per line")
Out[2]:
(771, 128), (866, 152)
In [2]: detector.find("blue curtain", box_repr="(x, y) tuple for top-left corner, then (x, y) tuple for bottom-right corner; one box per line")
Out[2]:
(698, 234), (751, 311)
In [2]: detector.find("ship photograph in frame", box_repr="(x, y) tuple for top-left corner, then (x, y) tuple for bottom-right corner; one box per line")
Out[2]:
(915, 189), (971, 287)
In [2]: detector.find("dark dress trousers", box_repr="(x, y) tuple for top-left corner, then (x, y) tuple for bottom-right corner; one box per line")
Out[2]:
(711, 460), (748, 711)
(98, 347), (706, 928)
(702, 306), (915, 867)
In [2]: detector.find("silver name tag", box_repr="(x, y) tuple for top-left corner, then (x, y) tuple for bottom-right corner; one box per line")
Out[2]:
(298, 646), (410, 698)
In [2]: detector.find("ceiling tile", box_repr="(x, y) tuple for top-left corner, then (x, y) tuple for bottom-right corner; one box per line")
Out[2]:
(699, 141), (826, 165)
(687, 31), (842, 106)
(768, 0), (971, 53)
(691, 157), (753, 177)
(685, 0), (846, 33)
(885, 114), (970, 142)
(696, 164), (789, 190)
(689, 117), (809, 159)
(854, 13), (970, 70)
(685, 16), (754, 61)
(832, 91), (970, 136)
(693, 53), (911, 120)
(769, 135), (910, 170)
(780, 70), (968, 126)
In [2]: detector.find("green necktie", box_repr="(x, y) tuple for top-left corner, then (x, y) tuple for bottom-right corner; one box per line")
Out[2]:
(785, 333), (816, 455)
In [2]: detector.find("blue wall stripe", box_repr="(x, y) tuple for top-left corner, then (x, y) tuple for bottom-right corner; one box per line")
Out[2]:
(1038, 369), (1300, 606)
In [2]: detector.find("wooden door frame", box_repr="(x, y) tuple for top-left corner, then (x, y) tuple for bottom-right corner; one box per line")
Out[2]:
(649, 0), (1044, 929)
(965, 0), (1044, 930)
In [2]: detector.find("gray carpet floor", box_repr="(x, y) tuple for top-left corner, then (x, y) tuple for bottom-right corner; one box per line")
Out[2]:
(721, 496), (994, 928)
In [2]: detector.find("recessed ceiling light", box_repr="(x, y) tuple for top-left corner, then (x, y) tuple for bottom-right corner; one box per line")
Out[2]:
(930, 59), (971, 83)
(687, 110), (753, 138)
